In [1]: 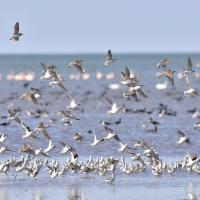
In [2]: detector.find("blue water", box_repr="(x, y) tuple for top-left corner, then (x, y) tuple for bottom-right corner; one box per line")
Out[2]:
(0, 54), (200, 199)
(0, 53), (200, 73)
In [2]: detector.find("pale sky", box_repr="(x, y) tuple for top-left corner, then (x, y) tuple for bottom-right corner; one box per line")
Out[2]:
(0, 0), (200, 54)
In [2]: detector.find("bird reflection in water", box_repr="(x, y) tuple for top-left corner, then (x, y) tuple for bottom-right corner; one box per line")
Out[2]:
(187, 182), (197, 200)
(67, 185), (83, 200)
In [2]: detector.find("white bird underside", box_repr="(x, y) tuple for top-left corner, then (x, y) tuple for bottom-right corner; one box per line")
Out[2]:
(43, 140), (54, 153)
(42, 71), (51, 80)
(104, 60), (115, 66)
(0, 134), (7, 143)
(67, 99), (79, 109)
(90, 132), (102, 146)
(184, 88), (199, 96)
(177, 136), (187, 145)
(118, 142), (127, 152)
(107, 102), (119, 115)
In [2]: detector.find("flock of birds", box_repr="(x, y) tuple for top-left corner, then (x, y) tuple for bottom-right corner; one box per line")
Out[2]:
(0, 22), (200, 189)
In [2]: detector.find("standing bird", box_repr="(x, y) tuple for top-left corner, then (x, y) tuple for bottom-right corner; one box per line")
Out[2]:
(10, 22), (23, 41)
(68, 60), (85, 73)
(104, 50), (117, 66)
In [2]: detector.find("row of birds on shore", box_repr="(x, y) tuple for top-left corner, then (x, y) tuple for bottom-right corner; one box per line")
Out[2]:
(0, 140), (199, 184)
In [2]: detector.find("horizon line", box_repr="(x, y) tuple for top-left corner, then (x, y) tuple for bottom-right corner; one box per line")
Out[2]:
(0, 51), (200, 55)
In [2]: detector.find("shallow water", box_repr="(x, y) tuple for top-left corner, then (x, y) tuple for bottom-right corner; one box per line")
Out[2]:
(0, 175), (199, 200)
(0, 54), (200, 199)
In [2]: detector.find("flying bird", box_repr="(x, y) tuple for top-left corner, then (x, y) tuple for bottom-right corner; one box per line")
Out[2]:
(157, 69), (175, 87)
(34, 122), (51, 140)
(156, 58), (170, 69)
(40, 62), (57, 80)
(176, 129), (191, 145)
(104, 50), (117, 66)
(183, 56), (195, 76)
(90, 131), (104, 146)
(10, 22), (23, 41)
(21, 91), (39, 105)
(183, 76), (199, 96)
(69, 60), (85, 73)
